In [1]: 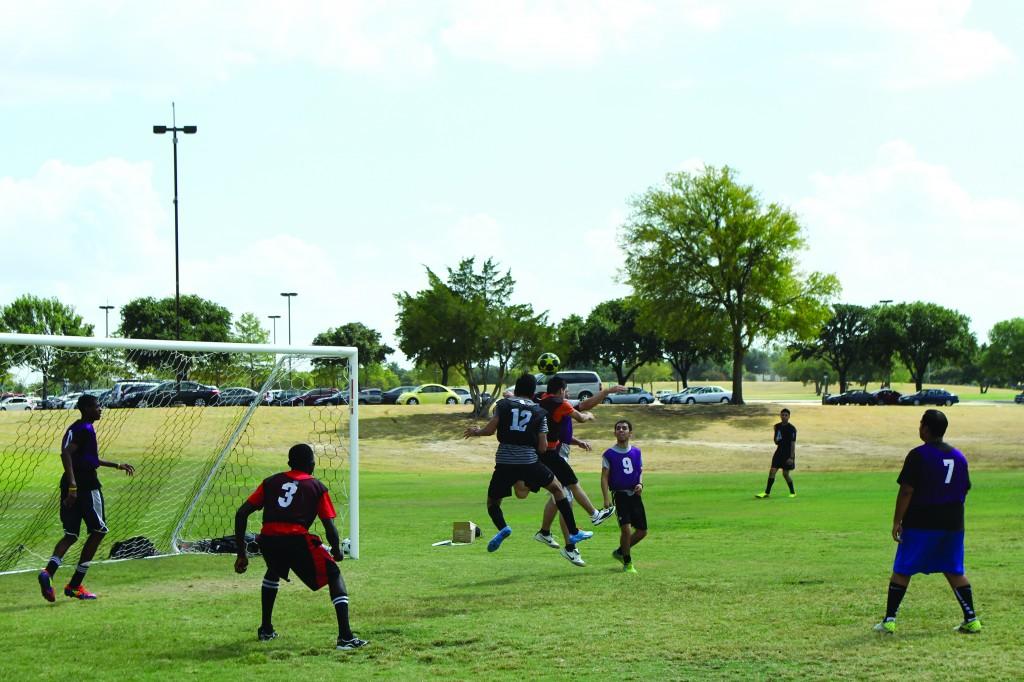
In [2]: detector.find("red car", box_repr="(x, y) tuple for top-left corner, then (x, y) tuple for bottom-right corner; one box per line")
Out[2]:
(289, 388), (340, 406)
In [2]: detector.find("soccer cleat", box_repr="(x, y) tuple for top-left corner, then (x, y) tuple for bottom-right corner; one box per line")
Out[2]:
(611, 548), (624, 565)
(64, 584), (97, 600)
(533, 531), (560, 549)
(487, 526), (512, 553)
(788, 493), (797, 498)
(955, 619), (982, 634)
(591, 507), (615, 526)
(337, 636), (369, 650)
(567, 529), (594, 545)
(873, 620), (896, 634)
(257, 626), (278, 641)
(623, 563), (638, 574)
(755, 493), (769, 499)
(38, 571), (55, 602)
(560, 548), (585, 567)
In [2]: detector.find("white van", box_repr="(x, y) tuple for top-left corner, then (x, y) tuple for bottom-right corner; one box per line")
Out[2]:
(535, 371), (603, 401)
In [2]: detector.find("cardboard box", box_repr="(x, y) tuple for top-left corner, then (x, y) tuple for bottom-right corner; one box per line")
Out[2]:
(452, 521), (478, 544)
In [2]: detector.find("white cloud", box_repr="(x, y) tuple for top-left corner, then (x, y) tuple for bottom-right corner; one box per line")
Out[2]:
(783, 0), (1014, 89)
(796, 140), (1024, 340)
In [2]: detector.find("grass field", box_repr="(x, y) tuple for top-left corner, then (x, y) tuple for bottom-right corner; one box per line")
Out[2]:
(2, 401), (1023, 680)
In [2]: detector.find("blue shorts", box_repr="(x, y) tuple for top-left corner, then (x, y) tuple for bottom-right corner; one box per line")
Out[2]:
(893, 528), (965, 576)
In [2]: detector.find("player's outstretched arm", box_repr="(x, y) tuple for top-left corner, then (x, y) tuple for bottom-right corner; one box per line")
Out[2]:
(322, 517), (344, 562)
(578, 385), (626, 412)
(233, 501), (258, 573)
(464, 414), (499, 439)
(571, 437), (592, 451)
(99, 459), (135, 476)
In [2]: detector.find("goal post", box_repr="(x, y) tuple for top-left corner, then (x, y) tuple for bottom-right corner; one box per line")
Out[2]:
(0, 332), (360, 574)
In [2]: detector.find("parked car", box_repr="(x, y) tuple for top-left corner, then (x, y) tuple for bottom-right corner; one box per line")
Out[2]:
(128, 380), (221, 407)
(39, 395), (67, 410)
(898, 388), (959, 406)
(604, 387), (655, 405)
(217, 387), (261, 406)
(450, 388), (493, 405)
(287, 388), (340, 406)
(356, 388), (383, 405)
(107, 381), (161, 408)
(395, 384), (461, 405)
(268, 389), (305, 406)
(381, 385), (419, 405)
(535, 371), (603, 401)
(314, 391), (349, 406)
(678, 386), (733, 404)
(61, 392), (84, 409)
(664, 387), (700, 404)
(1015, 392), (1024, 404)
(0, 396), (34, 411)
(824, 390), (876, 406)
(655, 390), (676, 403)
(871, 388), (902, 406)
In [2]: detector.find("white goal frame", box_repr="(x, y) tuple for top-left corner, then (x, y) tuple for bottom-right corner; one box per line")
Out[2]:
(0, 332), (361, 560)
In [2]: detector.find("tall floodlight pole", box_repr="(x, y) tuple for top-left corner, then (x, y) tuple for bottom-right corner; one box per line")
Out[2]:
(268, 315), (281, 345)
(153, 103), (198, 340)
(280, 293), (298, 346)
(99, 305), (115, 338)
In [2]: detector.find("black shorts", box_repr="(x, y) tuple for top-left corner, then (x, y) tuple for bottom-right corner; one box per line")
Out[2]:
(257, 533), (340, 591)
(613, 491), (648, 531)
(488, 462), (555, 500)
(60, 487), (108, 537)
(771, 450), (795, 470)
(540, 449), (579, 487)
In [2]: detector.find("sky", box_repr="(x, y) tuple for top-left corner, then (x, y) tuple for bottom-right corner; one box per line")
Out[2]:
(1, 0), (1021, 361)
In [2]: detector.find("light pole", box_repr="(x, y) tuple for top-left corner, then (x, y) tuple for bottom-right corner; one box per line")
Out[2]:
(280, 293), (298, 345)
(268, 315), (281, 345)
(153, 102), (198, 340)
(99, 305), (114, 338)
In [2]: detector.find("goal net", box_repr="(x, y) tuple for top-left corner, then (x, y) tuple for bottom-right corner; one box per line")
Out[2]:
(0, 332), (360, 575)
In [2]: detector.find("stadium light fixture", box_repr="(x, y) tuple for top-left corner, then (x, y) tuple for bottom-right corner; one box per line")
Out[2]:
(268, 315), (281, 345)
(99, 305), (115, 338)
(153, 102), (199, 341)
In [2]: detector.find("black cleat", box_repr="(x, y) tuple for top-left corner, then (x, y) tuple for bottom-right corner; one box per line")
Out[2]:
(336, 636), (368, 650)
(257, 626), (278, 641)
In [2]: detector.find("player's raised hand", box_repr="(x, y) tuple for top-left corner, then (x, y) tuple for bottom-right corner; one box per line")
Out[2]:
(234, 554), (249, 574)
(607, 385), (627, 394)
(118, 462), (135, 476)
(577, 439), (592, 451)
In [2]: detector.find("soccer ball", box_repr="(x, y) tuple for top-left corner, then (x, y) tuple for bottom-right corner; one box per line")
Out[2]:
(537, 352), (561, 375)
(341, 538), (351, 556)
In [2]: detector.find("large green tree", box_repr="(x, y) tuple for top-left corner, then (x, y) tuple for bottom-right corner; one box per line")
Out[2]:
(789, 304), (873, 393)
(230, 312), (273, 389)
(1, 294), (97, 397)
(395, 280), (466, 386)
(980, 317), (1024, 388)
(577, 298), (660, 385)
(872, 302), (976, 392)
(120, 295), (232, 378)
(622, 166), (839, 403)
(312, 322), (394, 388)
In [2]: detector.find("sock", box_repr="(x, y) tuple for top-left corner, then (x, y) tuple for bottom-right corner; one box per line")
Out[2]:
(45, 556), (62, 577)
(555, 497), (579, 535)
(623, 553), (632, 565)
(786, 479), (795, 494)
(261, 577), (279, 629)
(487, 505), (507, 531)
(67, 562), (90, 588)
(538, 528), (551, 537)
(885, 581), (907, 620)
(333, 594), (354, 640)
(565, 543), (576, 552)
(765, 477), (775, 495)
(953, 584), (976, 621)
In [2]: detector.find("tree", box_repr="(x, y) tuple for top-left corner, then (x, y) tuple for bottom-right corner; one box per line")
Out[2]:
(981, 318), (1024, 388)
(577, 299), (661, 385)
(789, 304), (872, 393)
(873, 302), (976, 392)
(623, 166), (839, 403)
(120, 295), (233, 378)
(395, 278), (465, 386)
(312, 322), (394, 387)
(1, 294), (97, 397)
(230, 312), (273, 389)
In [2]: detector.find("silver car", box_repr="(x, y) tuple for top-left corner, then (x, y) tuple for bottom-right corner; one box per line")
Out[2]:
(603, 387), (655, 405)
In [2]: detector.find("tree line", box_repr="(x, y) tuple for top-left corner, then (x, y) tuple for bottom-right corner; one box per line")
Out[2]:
(3, 166), (1022, 409)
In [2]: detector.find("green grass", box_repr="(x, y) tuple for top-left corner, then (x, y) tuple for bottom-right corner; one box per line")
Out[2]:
(4, 469), (1023, 680)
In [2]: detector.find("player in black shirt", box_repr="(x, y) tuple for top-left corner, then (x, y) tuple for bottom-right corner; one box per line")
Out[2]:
(756, 408), (796, 499)
(234, 444), (367, 650)
(464, 373), (593, 553)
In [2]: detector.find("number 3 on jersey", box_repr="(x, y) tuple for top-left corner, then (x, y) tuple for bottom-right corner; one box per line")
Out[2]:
(278, 481), (298, 507)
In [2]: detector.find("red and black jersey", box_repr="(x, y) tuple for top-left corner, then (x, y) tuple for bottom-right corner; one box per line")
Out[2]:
(538, 393), (574, 450)
(246, 470), (336, 536)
